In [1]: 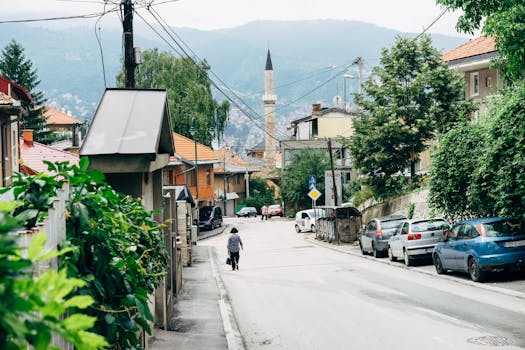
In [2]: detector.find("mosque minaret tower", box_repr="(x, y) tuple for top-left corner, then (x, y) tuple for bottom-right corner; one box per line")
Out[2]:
(263, 49), (276, 167)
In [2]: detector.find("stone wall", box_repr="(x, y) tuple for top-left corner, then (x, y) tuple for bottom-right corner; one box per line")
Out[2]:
(359, 188), (436, 223)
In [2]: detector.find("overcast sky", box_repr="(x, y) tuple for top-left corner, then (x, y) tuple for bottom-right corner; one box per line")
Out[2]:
(2, 0), (473, 38)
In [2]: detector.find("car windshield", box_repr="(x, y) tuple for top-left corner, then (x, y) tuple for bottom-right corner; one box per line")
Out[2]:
(483, 219), (524, 237)
(269, 205), (280, 210)
(199, 207), (213, 218)
(382, 219), (405, 229)
(412, 220), (449, 232)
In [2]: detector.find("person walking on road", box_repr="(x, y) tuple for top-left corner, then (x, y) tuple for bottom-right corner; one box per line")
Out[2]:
(261, 205), (268, 221)
(227, 227), (243, 270)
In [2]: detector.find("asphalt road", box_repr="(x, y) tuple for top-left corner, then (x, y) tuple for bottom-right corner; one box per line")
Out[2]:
(202, 217), (525, 350)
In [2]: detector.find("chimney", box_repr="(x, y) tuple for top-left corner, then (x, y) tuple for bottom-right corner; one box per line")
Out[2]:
(22, 129), (34, 146)
(312, 103), (322, 114)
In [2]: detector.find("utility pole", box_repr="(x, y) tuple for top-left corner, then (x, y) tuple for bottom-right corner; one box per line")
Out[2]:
(328, 138), (338, 206)
(223, 154), (227, 216)
(122, 0), (135, 88)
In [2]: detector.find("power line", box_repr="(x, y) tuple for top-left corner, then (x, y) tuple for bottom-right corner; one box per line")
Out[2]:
(134, 9), (282, 143)
(0, 9), (119, 24)
(414, 7), (448, 40)
(142, 8), (287, 140)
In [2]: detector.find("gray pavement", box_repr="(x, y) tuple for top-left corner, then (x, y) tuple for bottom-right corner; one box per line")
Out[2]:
(149, 222), (244, 350)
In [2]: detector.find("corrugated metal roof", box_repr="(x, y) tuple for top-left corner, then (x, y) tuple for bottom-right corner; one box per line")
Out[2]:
(80, 89), (174, 156)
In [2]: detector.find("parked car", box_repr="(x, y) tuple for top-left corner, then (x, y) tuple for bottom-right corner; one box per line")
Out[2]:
(359, 215), (407, 258)
(295, 209), (326, 233)
(433, 217), (525, 282)
(199, 206), (223, 231)
(237, 207), (257, 218)
(388, 218), (450, 266)
(267, 204), (283, 218)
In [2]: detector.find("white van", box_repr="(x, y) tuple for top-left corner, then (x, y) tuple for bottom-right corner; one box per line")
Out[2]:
(294, 209), (325, 233)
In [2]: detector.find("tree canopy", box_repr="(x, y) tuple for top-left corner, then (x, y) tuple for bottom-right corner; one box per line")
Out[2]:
(436, 0), (525, 82)
(243, 177), (275, 211)
(348, 35), (475, 191)
(280, 149), (329, 211)
(0, 40), (53, 144)
(117, 49), (229, 146)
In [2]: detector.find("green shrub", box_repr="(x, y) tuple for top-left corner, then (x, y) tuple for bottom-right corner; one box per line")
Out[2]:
(6, 158), (168, 349)
(0, 204), (107, 350)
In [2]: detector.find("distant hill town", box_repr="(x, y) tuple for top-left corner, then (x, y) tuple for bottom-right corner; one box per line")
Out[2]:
(0, 19), (467, 150)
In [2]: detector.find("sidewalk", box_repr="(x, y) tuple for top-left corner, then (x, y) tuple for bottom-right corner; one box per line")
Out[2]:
(149, 225), (244, 350)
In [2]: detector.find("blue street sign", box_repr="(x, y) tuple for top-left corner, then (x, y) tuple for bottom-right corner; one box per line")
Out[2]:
(308, 175), (316, 190)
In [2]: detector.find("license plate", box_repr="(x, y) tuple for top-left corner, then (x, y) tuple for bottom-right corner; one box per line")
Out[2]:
(505, 240), (525, 248)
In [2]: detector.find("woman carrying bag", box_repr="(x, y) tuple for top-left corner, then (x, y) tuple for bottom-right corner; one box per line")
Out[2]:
(227, 227), (243, 270)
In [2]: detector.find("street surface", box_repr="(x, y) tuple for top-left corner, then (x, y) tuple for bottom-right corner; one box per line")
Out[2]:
(202, 217), (525, 350)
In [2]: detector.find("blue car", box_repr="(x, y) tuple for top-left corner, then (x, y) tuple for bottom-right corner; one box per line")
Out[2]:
(433, 217), (525, 282)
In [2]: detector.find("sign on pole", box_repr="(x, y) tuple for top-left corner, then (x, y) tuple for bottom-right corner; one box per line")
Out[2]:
(308, 175), (316, 190)
(308, 187), (322, 201)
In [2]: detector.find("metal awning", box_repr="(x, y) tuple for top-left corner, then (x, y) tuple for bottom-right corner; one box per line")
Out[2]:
(226, 192), (239, 200)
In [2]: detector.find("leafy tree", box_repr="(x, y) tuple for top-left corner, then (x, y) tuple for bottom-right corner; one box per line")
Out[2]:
(117, 49), (229, 146)
(428, 121), (487, 221)
(0, 203), (107, 350)
(243, 177), (275, 211)
(469, 81), (525, 220)
(280, 149), (329, 211)
(0, 40), (53, 144)
(436, 0), (525, 82)
(348, 35), (475, 193)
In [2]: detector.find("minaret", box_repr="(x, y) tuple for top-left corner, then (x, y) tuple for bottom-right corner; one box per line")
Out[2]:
(263, 49), (276, 167)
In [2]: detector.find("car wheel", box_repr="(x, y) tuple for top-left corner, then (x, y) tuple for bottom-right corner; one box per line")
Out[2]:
(388, 246), (397, 262)
(295, 225), (300, 233)
(433, 254), (446, 275)
(468, 257), (487, 282)
(403, 250), (412, 266)
(359, 241), (366, 255)
(237, 215), (240, 218)
(372, 244), (380, 258)
(311, 224), (316, 233)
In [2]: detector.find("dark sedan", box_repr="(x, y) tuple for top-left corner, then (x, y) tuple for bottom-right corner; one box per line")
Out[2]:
(433, 217), (525, 282)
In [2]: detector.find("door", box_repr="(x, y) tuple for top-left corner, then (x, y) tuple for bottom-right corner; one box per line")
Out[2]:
(440, 224), (460, 270)
(301, 212), (312, 231)
(453, 224), (479, 272)
(392, 222), (408, 258)
(362, 221), (377, 252)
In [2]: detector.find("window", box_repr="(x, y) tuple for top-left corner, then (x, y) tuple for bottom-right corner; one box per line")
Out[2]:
(471, 72), (479, 96)
(312, 119), (318, 137)
(206, 168), (211, 185)
(448, 225), (460, 241)
(367, 221), (377, 232)
(486, 76), (492, 88)
(401, 222), (409, 235)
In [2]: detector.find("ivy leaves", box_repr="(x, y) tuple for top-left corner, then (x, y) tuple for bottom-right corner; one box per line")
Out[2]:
(6, 157), (169, 349)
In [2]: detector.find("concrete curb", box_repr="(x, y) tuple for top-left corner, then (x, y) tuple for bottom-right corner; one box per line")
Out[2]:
(197, 224), (230, 241)
(305, 236), (525, 301)
(208, 246), (245, 350)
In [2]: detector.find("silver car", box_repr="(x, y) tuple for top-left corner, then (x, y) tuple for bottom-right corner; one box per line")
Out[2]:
(388, 218), (450, 266)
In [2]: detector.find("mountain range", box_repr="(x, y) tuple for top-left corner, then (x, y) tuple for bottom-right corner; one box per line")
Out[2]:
(0, 19), (467, 149)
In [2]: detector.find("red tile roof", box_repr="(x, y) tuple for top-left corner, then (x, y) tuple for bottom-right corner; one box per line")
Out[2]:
(44, 106), (83, 125)
(173, 132), (218, 162)
(0, 76), (32, 103)
(20, 139), (79, 175)
(442, 36), (497, 62)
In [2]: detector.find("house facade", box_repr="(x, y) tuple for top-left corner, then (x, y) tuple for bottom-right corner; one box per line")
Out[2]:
(213, 149), (259, 215)
(0, 77), (32, 187)
(281, 103), (356, 171)
(44, 106), (84, 151)
(164, 132), (219, 208)
(443, 36), (503, 119)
